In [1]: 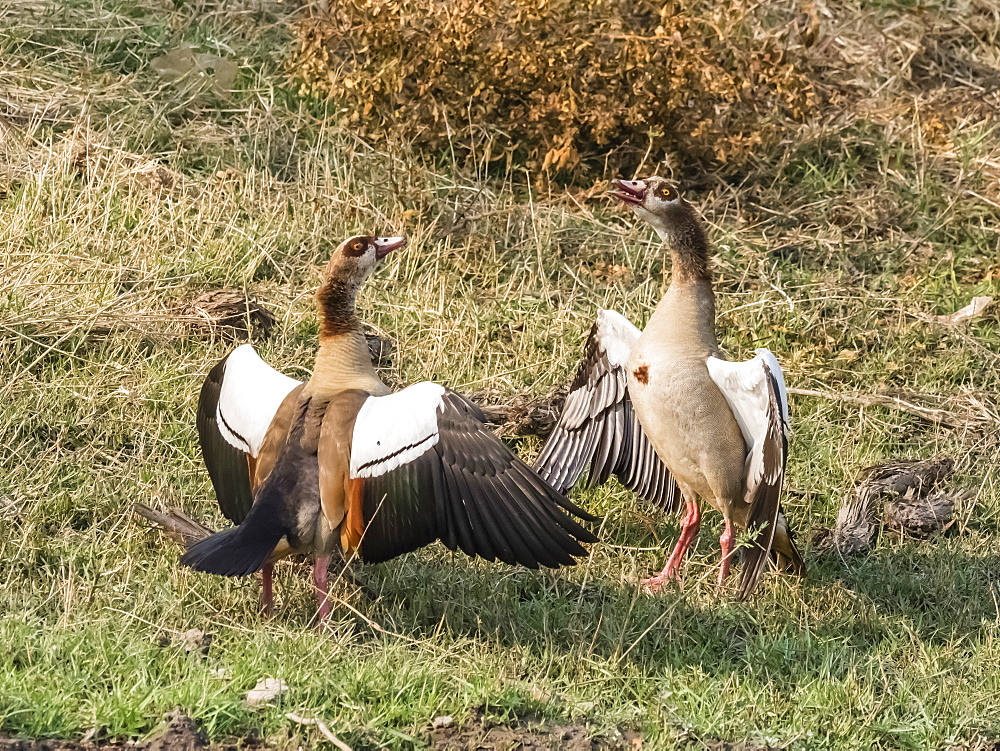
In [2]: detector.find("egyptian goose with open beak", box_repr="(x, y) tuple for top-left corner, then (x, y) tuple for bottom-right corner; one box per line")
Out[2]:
(185, 235), (598, 621)
(535, 179), (804, 600)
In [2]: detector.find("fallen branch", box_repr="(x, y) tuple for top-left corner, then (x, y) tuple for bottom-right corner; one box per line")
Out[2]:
(817, 458), (967, 555)
(179, 290), (276, 342)
(786, 387), (990, 429)
(133, 503), (214, 546)
(469, 386), (568, 439)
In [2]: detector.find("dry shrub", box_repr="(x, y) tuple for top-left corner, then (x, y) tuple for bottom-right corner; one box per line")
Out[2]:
(292, 0), (818, 180)
(292, 0), (1000, 185)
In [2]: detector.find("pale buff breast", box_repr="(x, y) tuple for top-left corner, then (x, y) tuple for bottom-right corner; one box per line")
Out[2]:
(627, 338), (748, 514)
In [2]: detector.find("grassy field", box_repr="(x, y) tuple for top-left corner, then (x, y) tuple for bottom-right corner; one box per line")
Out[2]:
(2, 0), (999, 748)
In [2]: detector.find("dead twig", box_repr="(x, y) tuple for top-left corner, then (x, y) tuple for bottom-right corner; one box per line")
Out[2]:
(133, 503), (214, 546)
(787, 387), (994, 429)
(285, 713), (353, 751)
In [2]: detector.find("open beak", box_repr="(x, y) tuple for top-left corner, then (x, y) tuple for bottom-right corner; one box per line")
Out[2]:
(374, 236), (407, 260)
(609, 179), (647, 206)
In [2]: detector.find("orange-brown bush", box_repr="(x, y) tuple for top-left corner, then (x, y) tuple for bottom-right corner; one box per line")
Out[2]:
(292, 0), (819, 181)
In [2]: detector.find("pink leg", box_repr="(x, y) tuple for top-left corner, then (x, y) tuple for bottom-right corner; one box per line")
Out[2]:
(313, 555), (331, 625)
(642, 500), (701, 594)
(718, 519), (735, 586)
(261, 562), (274, 617)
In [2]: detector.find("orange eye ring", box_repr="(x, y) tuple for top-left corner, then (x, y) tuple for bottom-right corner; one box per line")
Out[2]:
(353, 242), (364, 251)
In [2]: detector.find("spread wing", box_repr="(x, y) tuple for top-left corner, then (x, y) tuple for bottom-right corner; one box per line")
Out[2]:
(533, 309), (679, 510)
(347, 382), (599, 568)
(706, 349), (789, 599)
(197, 344), (302, 524)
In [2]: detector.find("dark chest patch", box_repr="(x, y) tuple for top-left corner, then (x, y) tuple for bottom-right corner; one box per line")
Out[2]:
(633, 364), (649, 385)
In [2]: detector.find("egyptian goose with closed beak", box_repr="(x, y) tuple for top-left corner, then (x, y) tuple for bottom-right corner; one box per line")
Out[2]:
(535, 179), (804, 599)
(186, 235), (598, 621)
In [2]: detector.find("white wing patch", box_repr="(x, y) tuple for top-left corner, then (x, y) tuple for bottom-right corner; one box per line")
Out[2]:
(350, 381), (447, 478)
(596, 308), (641, 367)
(216, 344), (301, 456)
(706, 349), (789, 500)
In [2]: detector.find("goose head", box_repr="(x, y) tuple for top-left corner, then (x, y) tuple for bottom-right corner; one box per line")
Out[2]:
(325, 235), (407, 285)
(317, 235), (407, 339)
(609, 177), (696, 244)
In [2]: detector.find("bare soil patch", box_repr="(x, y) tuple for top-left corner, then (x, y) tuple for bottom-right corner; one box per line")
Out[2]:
(3, 714), (637, 751)
(0, 716), (248, 751)
(429, 712), (639, 750)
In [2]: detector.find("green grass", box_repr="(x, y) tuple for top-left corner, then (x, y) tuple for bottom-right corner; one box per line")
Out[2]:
(2, 0), (1000, 748)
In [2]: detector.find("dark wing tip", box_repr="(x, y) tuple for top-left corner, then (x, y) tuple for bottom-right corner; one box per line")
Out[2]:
(737, 521), (807, 601)
(353, 390), (600, 570)
(736, 366), (790, 600)
(441, 393), (599, 568)
(180, 527), (269, 577)
(736, 538), (772, 601)
(553, 492), (601, 525)
(197, 351), (255, 524)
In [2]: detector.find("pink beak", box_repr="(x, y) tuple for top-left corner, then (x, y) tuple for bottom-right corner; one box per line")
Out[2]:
(373, 236), (407, 260)
(609, 179), (648, 205)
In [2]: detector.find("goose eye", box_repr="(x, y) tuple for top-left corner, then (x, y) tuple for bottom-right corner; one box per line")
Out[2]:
(661, 187), (675, 200)
(353, 242), (364, 252)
